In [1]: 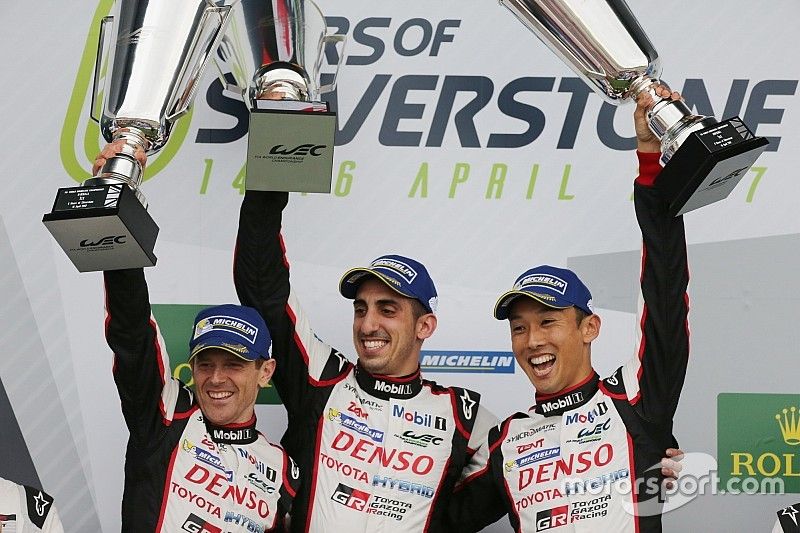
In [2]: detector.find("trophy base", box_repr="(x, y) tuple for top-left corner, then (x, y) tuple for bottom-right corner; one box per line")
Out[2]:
(657, 117), (769, 216)
(245, 107), (336, 193)
(42, 184), (158, 272)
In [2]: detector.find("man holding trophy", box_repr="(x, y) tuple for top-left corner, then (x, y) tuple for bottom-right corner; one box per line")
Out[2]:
(447, 86), (690, 532)
(74, 1), (301, 532)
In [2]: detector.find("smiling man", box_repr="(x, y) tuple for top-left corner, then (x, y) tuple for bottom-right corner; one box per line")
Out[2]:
(233, 197), (497, 532)
(449, 86), (691, 532)
(94, 144), (300, 533)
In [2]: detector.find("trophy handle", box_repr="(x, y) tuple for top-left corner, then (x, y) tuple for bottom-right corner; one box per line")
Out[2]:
(317, 33), (346, 95)
(165, 4), (235, 122)
(90, 16), (113, 124)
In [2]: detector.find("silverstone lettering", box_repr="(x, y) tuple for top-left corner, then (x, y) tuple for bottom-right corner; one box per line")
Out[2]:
(197, 13), (796, 152)
(331, 430), (435, 474)
(184, 465), (273, 519)
(518, 443), (614, 490)
(391, 404), (447, 431)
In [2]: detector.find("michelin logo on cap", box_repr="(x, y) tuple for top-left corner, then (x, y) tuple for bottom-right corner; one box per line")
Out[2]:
(193, 316), (259, 344)
(372, 258), (417, 283)
(514, 274), (568, 295)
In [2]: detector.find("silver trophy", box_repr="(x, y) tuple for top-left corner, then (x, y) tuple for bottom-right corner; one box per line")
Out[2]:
(499, 0), (769, 215)
(44, 0), (238, 272)
(215, 0), (345, 192)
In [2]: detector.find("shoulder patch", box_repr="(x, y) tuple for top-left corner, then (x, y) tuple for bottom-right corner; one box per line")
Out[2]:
(449, 386), (481, 434)
(23, 486), (53, 529)
(602, 366), (626, 396)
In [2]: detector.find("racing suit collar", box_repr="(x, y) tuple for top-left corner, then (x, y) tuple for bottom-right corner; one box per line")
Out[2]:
(355, 362), (423, 400)
(204, 414), (259, 444)
(533, 371), (599, 417)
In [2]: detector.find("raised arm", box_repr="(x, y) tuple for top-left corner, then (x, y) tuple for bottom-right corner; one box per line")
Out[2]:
(605, 86), (691, 424)
(234, 191), (349, 419)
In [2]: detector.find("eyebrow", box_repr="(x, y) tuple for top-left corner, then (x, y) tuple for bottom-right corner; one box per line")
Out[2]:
(353, 297), (401, 307)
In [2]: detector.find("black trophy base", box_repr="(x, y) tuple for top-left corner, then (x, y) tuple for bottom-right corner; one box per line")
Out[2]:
(42, 184), (158, 272)
(657, 117), (769, 216)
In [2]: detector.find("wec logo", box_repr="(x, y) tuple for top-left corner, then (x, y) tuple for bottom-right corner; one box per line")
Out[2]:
(268, 144), (327, 156)
(79, 235), (126, 247)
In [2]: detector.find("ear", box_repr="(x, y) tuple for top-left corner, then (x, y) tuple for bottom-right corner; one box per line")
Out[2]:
(258, 359), (276, 388)
(581, 314), (601, 344)
(416, 313), (437, 341)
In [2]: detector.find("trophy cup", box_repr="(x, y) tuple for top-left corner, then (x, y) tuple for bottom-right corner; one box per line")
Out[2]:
(43, 0), (238, 272)
(214, 0), (345, 193)
(498, 0), (769, 216)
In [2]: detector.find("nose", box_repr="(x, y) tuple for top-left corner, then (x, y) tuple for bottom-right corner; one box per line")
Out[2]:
(359, 308), (381, 335)
(526, 326), (546, 351)
(209, 365), (227, 384)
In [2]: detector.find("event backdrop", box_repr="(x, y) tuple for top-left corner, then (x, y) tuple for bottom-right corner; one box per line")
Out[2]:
(1, 1), (799, 531)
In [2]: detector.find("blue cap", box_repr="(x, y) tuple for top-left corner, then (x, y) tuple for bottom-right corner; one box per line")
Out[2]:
(188, 304), (271, 361)
(339, 254), (438, 313)
(494, 265), (594, 320)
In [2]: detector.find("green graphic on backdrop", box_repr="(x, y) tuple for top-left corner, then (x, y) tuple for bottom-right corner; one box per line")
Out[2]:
(60, 0), (193, 184)
(151, 304), (282, 405)
(718, 392), (800, 493)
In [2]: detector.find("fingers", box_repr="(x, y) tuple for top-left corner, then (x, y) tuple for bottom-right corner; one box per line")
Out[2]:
(91, 140), (147, 175)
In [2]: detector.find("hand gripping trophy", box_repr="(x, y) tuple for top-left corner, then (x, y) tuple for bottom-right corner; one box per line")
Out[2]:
(213, 0), (345, 193)
(44, 0), (239, 272)
(498, 0), (769, 215)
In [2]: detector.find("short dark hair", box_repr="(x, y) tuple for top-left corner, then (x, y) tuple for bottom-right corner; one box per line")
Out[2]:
(410, 298), (429, 320)
(574, 307), (590, 326)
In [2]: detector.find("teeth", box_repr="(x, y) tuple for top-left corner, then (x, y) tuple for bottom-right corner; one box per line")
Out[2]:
(208, 391), (233, 400)
(364, 340), (388, 350)
(529, 354), (555, 366)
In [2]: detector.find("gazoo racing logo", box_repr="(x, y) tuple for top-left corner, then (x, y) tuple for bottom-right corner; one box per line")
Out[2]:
(193, 315), (258, 344)
(328, 408), (385, 442)
(331, 483), (371, 511)
(79, 235), (126, 247)
(392, 405), (447, 431)
(515, 274), (568, 294)
(564, 401), (608, 426)
(181, 513), (222, 533)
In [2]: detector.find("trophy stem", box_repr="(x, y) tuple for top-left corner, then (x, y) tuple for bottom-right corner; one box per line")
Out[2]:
(83, 128), (150, 208)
